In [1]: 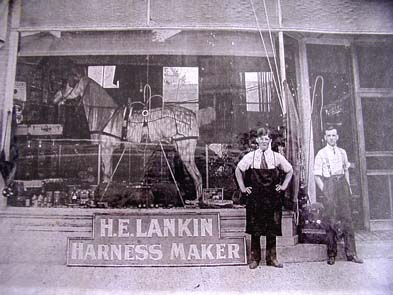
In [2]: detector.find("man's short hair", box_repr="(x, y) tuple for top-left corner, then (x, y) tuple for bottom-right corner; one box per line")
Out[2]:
(257, 127), (272, 138)
(324, 126), (338, 135)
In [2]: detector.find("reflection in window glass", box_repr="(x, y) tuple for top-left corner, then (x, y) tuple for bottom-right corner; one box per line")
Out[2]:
(88, 66), (119, 88)
(362, 97), (393, 151)
(245, 72), (273, 112)
(368, 175), (392, 219)
(366, 156), (393, 170)
(163, 67), (199, 112)
(306, 44), (354, 155)
(356, 45), (393, 89)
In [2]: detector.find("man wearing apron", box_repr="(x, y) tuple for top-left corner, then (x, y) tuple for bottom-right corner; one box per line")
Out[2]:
(314, 127), (363, 265)
(235, 127), (293, 269)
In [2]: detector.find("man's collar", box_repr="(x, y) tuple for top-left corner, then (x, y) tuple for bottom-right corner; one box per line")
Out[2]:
(258, 147), (272, 153)
(326, 144), (337, 149)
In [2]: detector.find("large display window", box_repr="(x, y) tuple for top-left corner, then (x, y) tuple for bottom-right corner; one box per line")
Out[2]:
(7, 50), (286, 209)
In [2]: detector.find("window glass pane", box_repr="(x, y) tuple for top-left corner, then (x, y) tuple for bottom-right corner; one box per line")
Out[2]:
(88, 66), (119, 88)
(88, 66), (103, 85)
(362, 97), (393, 151)
(368, 175), (391, 219)
(163, 67), (199, 112)
(245, 72), (273, 113)
(356, 45), (393, 89)
(245, 72), (259, 112)
(366, 155), (393, 170)
(306, 44), (355, 157)
(102, 66), (119, 88)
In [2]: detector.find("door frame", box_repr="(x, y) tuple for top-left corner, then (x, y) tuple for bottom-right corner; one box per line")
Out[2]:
(352, 41), (393, 231)
(301, 36), (366, 228)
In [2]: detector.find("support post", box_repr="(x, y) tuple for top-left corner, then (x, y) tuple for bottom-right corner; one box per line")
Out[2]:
(0, 1), (20, 159)
(205, 144), (209, 189)
(97, 143), (101, 185)
(351, 45), (370, 230)
(277, 0), (286, 114)
(298, 40), (316, 203)
(0, 1), (20, 210)
(278, 31), (286, 115)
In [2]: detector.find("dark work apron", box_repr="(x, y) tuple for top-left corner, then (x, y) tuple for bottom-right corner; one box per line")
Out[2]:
(244, 152), (282, 236)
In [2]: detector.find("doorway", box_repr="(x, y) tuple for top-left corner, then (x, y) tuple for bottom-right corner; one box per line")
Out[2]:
(306, 43), (363, 228)
(356, 43), (393, 230)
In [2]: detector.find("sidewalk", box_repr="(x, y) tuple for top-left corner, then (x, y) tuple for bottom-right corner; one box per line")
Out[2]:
(1, 230), (392, 295)
(354, 230), (393, 260)
(0, 257), (392, 295)
(356, 230), (393, 241)
(1, 206), (392, 295)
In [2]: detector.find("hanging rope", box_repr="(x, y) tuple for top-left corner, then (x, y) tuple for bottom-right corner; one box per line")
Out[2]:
(146, 55), (150, 86)
(306, 75), (324, 189)
(143, 84), (165, 113)
(143, 83), (152, 111)
(262, 0), (282, 96)
(311, 75), (325, 142)
(249, 0), (284, 113)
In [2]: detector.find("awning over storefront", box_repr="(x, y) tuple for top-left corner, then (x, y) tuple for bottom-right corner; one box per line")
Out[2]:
(19, 0), (393, 35)
(18, 30), (274, 57)
(281, 0), (393, 35)
(19, 0), (278, 31)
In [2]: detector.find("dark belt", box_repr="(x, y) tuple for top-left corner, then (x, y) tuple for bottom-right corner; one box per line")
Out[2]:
(325, 174), (344, 181)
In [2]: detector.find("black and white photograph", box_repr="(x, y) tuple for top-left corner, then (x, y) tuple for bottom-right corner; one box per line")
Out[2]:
(0, 1), (392, 294)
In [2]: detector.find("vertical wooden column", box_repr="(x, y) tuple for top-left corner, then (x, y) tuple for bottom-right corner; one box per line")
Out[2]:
(278, 32), (286, 114)
(0, 0), (20, 208)
(0, 2), (10, 154)
(0, 0), (20, 158)
(298, 40), (316, 203)
(351, 45), (370, 230)
(277, 0), (286, 114)
(277, 0), (297, 245)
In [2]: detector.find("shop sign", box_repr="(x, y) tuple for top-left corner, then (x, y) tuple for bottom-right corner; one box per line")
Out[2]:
(14, 81), (26, 102)
(67, 212), (246, 266)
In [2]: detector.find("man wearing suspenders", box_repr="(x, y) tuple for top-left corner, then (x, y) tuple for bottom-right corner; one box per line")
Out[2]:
(314, 127), (363, 265)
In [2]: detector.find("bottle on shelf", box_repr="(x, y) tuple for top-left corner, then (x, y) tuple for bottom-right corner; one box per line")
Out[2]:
(71, 187), (78, 205)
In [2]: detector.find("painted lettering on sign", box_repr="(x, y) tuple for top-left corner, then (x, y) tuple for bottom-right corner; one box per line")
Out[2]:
(67, 213), (246, 266)
(98, 217), (214, 238)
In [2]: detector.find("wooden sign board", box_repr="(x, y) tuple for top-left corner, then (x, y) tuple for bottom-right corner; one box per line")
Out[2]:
(67, 212), (246, 267)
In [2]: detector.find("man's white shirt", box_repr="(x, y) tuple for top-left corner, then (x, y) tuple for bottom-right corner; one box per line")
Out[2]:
(237, 148), (292, 173)
(314, 145), (350, 177)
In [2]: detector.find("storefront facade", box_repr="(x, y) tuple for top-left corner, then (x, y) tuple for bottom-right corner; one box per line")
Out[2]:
(1, 1), (393, 264)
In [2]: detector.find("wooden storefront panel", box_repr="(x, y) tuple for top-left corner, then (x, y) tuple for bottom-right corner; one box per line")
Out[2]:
(150, 0), (278, 29)
(19, 31), (273, 57)
(282, 0), (393, 34)
(20, 0), (148, 30)
(19, 0), (393, 34)
(19, 0), (279, 31)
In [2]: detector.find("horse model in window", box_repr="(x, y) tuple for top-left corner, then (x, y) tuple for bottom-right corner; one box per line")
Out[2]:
(53, 74), (214, 201)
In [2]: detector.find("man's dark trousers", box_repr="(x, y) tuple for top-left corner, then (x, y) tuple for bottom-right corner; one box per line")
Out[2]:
(322, 175), (357, 258)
